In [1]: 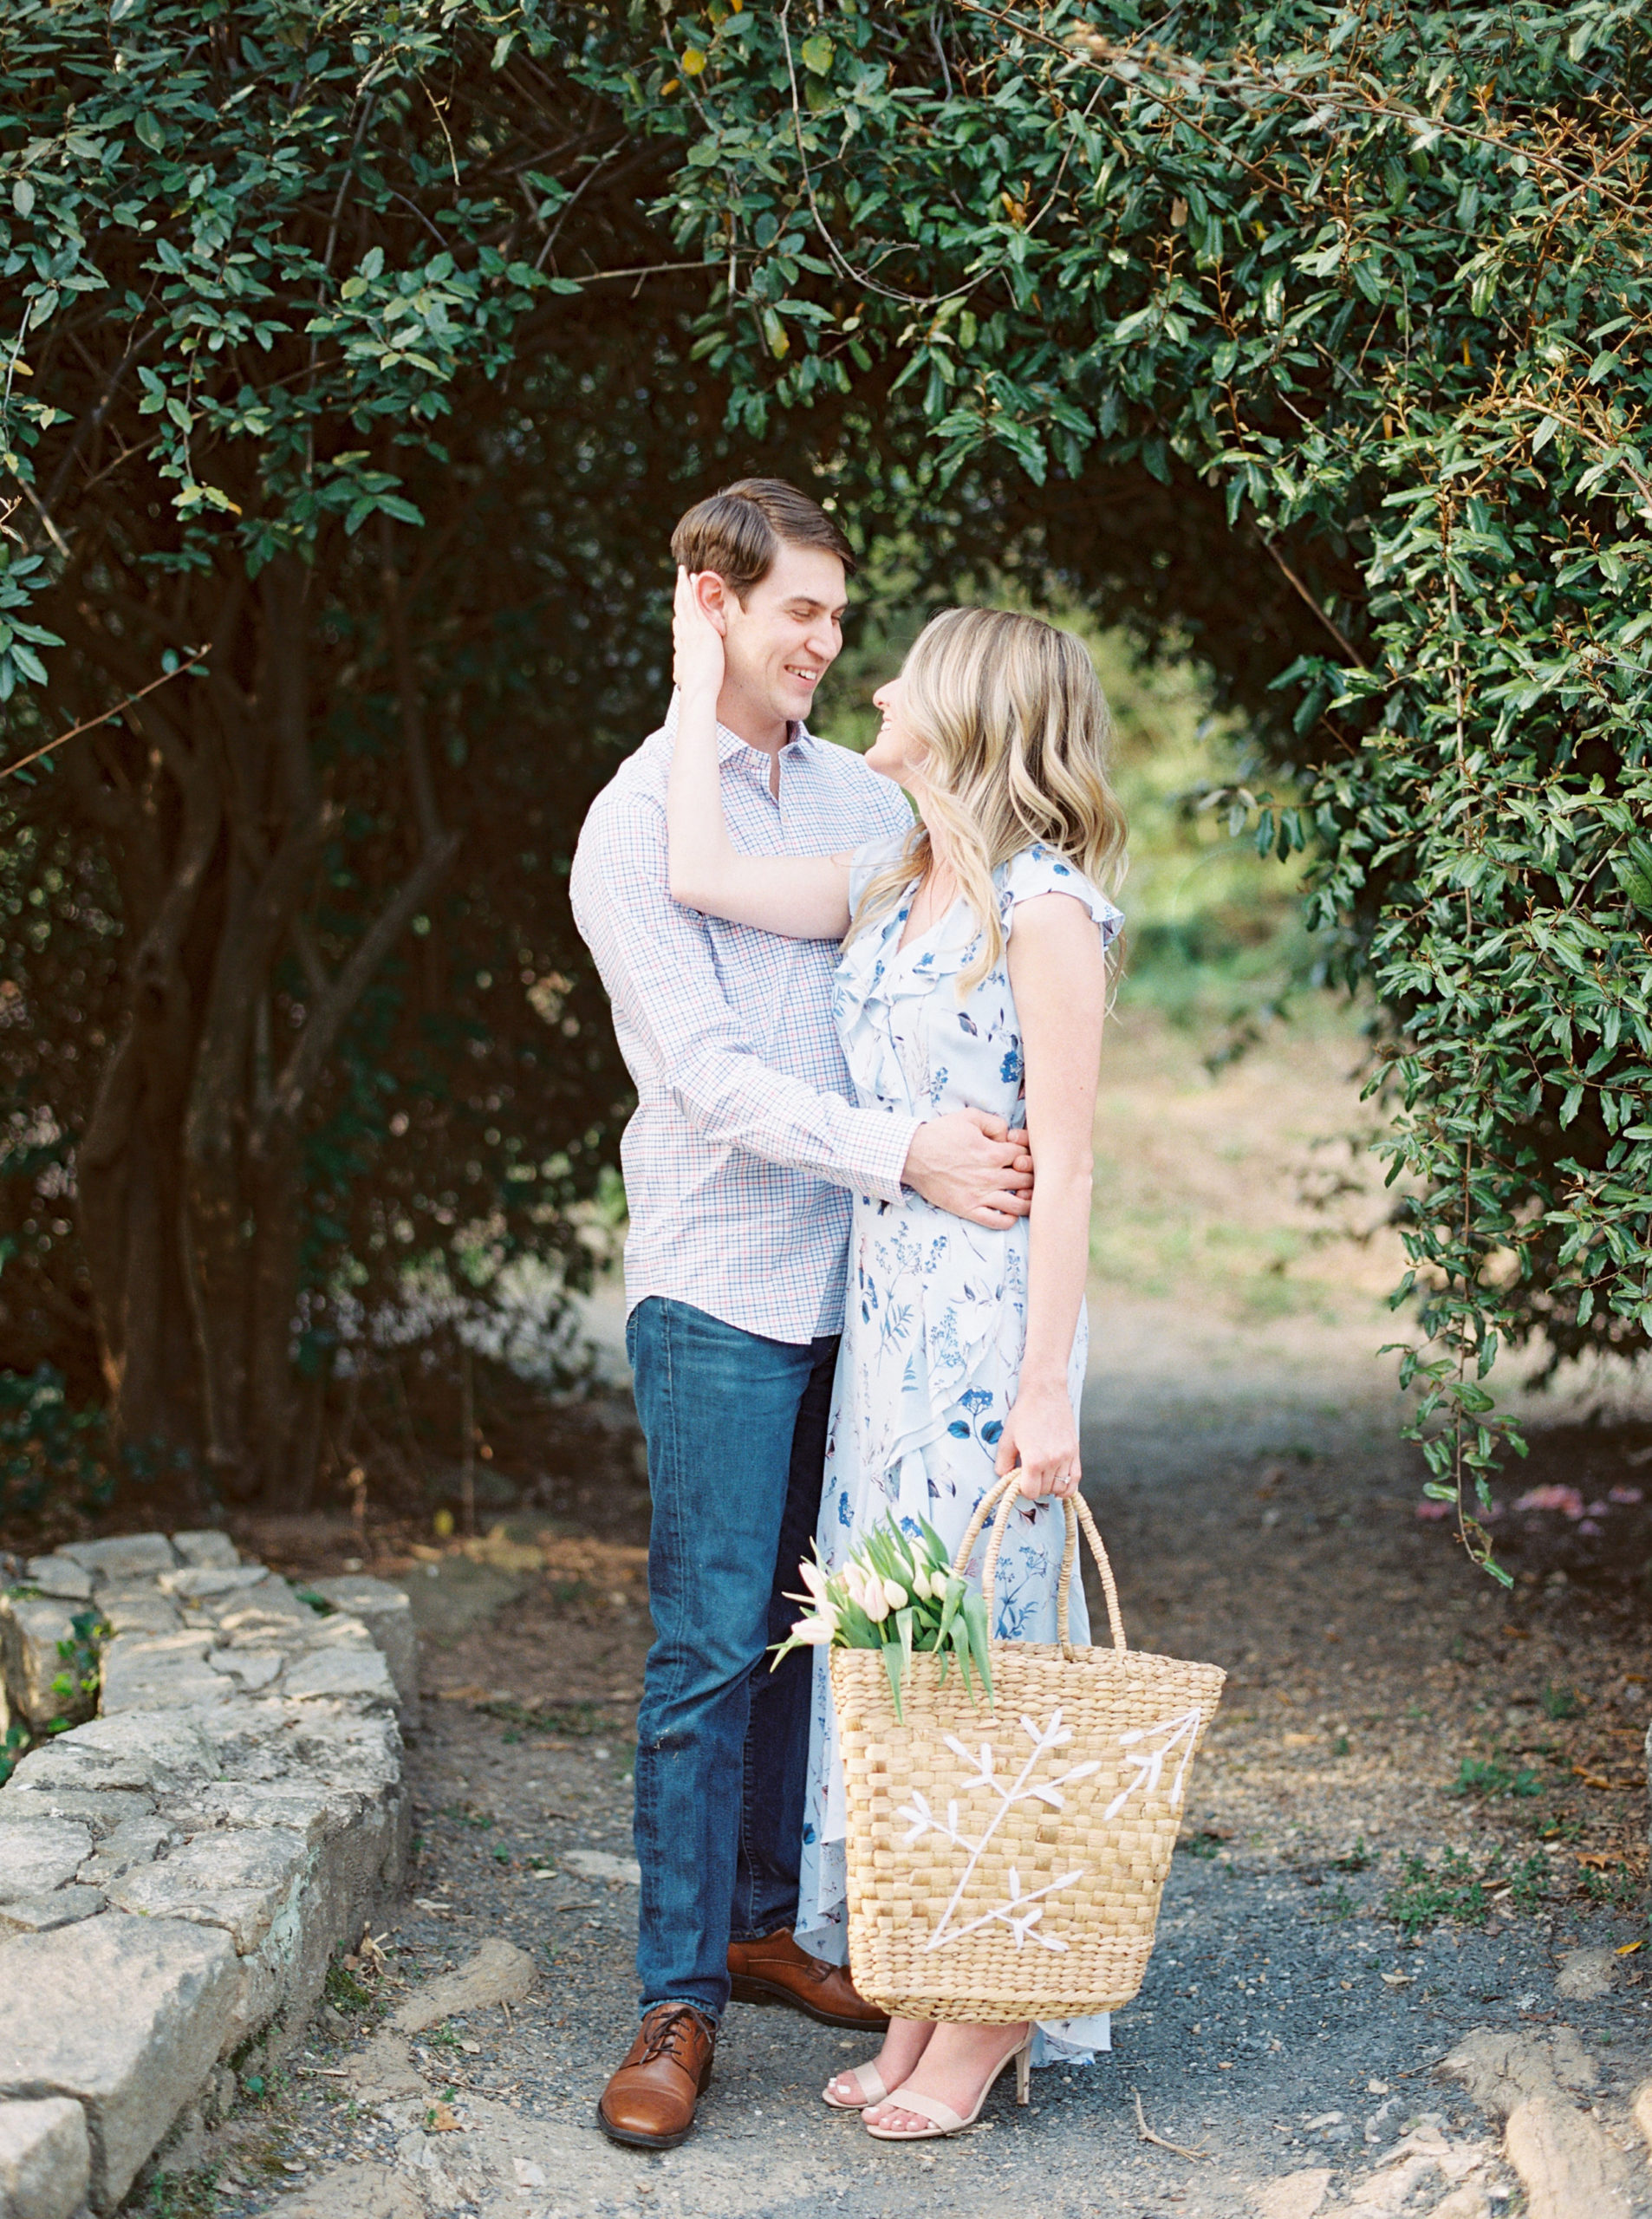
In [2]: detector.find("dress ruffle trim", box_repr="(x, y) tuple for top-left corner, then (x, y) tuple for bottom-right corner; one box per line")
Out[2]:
(836, 840), (1122, 1029)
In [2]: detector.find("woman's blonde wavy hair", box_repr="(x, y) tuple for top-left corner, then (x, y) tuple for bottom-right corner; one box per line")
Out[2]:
(849, 606), (1127, 992)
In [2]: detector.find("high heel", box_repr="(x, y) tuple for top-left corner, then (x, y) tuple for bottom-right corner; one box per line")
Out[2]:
(862, 2030), (1033, 2142)
(824, 2019), (935, 2110)
(821, 2060), (888, 2111)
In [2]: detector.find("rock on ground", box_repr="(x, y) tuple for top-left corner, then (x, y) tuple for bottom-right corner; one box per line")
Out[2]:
(0, 1817), (94, 1899)
(309, 1578), (418, 1725)
(341, 2032), (427, 2103)
(1503, 2098), (1638, 2219)
(1440, 2027), (1639, 2219)
(0, 2096), (90, 2219)
(0, 1597), (83, 1732)
(1254, 2170), (1333, 2218)
(262, 2162), (423, 2219)
(60, 1533), (177, 1579)
(0, 1884), (106, 1935)
(107, 1825), (310, 1953)
(1552, 1945), (1616, 2001)
(23, 1557), (94, 1602)
(0, 1912), (241, 2210)
(387, 1938), (536, 2034)
(0, 1527), (415, 2212)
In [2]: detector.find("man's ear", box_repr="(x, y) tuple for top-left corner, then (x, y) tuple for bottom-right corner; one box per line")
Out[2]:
(693, 569), (732, 638)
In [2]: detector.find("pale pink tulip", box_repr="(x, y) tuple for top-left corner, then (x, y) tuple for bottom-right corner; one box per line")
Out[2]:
(789, 1607), (837, 1645)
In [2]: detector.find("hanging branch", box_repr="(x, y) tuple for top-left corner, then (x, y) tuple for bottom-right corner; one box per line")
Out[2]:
(0, 643), (211, 784)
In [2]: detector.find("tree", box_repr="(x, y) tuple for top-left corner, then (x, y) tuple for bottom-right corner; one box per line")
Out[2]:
(0, 0), (722, 1502)
(589, 0), (1652, 1570)
(0, 0), (1031, 1516)
(11, 0), (1650, 1569)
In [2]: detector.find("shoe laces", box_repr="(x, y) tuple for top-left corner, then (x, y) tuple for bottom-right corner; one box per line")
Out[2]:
(638, 2005), (712, 2068)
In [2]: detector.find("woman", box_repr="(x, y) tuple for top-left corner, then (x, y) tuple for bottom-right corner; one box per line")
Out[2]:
(667, 582), (1125, 2142)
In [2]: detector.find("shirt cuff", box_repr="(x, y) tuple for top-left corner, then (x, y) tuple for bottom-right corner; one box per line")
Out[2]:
(854, 1112), (920, 1207)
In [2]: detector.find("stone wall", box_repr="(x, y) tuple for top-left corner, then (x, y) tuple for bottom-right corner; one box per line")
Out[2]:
(0, 1533), (415, 2219)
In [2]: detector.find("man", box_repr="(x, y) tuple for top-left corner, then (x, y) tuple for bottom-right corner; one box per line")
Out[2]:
(570, 478), (1033, 2150)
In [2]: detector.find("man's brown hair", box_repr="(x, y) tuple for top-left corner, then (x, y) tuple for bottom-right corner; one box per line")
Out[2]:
(669, 477), (855, 600)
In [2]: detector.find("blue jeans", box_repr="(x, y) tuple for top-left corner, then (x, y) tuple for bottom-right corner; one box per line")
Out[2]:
(625, 1297), (837, 2021)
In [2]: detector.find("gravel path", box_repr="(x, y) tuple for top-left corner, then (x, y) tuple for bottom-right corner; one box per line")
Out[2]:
(133, 1361), (1652, 2218)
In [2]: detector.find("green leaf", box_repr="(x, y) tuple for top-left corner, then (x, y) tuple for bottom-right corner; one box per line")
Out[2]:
(800, 34), (834, 74)
(133, 112), (166, 153)
(960, 1589), (995, 1707)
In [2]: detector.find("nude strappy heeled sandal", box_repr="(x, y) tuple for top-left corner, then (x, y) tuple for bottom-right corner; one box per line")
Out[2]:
(821, 2060), (889, 2111)
(862, 2031), (1032, 2141)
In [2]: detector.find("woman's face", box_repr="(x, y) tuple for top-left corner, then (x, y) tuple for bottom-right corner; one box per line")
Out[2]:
(864, 669), (927, 789)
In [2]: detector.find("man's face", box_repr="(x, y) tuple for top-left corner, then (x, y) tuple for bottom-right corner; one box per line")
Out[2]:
(720, 543), (848, 726)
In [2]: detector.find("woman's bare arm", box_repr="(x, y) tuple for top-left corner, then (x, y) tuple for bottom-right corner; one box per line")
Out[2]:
(666, 569), (854, 939)
(995, 893), (1107, 1499)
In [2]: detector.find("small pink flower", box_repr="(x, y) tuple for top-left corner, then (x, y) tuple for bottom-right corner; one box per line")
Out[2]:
(1610, 1486), (1644, 1505)
(1578, 1519), (1603, 1537)
(1513, 1484), (1586, 1519)
(1415, 1500), (1454, 1520)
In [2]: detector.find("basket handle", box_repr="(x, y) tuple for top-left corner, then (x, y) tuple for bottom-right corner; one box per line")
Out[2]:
(953, 1469), (1128, 1658)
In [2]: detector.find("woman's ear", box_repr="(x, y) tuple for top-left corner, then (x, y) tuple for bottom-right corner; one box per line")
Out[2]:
(694, 569), (731, 638)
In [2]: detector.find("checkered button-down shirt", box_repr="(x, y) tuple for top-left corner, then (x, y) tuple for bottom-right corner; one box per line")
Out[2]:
(570, 695), (919, 1344)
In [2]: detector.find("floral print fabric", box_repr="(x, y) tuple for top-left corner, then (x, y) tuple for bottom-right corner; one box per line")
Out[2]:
(796, 840), (1124, 2063)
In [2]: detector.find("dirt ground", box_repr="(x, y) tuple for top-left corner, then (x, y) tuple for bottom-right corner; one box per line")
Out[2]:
(124, 1001), (1652, 2217)
(151, 1360), (1652, 2219)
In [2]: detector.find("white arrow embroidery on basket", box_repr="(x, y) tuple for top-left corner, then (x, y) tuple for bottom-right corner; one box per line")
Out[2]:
(896, 1706), (1206, 1955)
(1103, 1706), (1205, 1822)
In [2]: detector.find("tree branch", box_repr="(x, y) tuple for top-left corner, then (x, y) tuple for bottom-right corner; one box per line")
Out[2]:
(1261, 538), (1369, 670)
(0, 643), (213, 784)
(266, 828), (461, 1124)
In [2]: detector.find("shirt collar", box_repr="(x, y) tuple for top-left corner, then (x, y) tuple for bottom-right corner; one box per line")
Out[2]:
(663, 687), (815, 767)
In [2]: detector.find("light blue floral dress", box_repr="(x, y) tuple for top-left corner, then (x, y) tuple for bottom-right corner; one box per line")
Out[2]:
(796, 838), (1124, 2064)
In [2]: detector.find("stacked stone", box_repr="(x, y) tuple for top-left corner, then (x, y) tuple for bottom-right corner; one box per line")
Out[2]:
(0, 1533), (416, 2219)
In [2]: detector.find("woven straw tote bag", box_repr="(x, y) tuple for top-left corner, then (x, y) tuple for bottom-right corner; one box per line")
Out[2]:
(829, 1470), (1226, 2023)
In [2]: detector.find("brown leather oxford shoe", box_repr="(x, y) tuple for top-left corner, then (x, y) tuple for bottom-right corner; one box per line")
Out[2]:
(595, 2002), (717, 2151)
(726, 1927), (889, 2031)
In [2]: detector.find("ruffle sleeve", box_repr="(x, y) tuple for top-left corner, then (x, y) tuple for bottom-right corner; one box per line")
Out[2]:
(998, 843), (1122, 948)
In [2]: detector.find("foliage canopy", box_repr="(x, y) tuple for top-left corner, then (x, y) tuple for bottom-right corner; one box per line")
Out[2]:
(3, 0), (1650, 1563)
(586, 0), (1652, 1567)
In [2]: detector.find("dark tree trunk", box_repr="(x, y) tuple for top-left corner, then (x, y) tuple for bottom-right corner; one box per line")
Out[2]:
(49, 542), (456, 1504)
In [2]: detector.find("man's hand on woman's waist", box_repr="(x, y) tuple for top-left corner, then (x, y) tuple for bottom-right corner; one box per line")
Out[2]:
(902, 1109), (1034, 1229)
